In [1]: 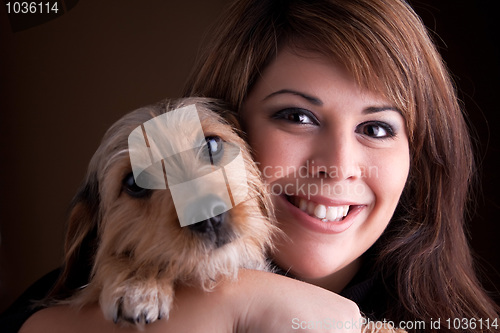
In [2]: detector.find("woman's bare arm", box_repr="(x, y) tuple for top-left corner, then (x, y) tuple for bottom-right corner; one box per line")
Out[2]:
(20, 270), (362, 333)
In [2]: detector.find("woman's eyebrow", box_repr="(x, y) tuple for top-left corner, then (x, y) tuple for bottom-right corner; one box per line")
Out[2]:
(263, 91), (402, 116)
(263, 89), (323, 106)
(363, 106), (403, 116)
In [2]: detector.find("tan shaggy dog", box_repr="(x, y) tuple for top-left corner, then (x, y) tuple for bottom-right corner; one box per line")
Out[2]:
(46, 97), (405, 332)
(47, 98), (277, 326)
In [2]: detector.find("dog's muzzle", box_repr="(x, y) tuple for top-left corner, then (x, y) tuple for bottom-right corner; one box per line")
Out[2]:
(127, 104), (250, 228)
(187, 194), (232, 248)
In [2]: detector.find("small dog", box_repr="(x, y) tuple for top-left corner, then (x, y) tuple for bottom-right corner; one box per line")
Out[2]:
(49, 97), (276, 325)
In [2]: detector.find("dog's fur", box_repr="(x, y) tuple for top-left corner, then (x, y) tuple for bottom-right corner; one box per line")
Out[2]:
(48, 98), (276, 325)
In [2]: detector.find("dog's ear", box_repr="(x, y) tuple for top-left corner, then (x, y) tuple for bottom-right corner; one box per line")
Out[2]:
(220, 109), (241, 130)
(199, 98), (242, 131)
(45, 173), (100, 302)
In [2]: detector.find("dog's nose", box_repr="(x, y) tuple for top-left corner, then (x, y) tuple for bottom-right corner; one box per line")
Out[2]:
(186, 195), (233, 248)
(188, 212), (227, 233)
(185, 194), (228, 232)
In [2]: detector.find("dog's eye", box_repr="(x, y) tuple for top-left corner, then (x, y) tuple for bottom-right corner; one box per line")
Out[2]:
(204, 136), (224, 165)
(122, 172), (152, 198)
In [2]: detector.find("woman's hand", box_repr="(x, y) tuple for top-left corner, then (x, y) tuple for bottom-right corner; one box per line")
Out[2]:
(21, 270), (362, 333)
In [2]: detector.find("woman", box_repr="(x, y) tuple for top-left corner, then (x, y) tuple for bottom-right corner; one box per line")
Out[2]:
(19, 0), (500, 332)
(183, 0), (499, 329)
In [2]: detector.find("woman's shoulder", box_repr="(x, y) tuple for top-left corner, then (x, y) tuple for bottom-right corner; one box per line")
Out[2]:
(20, 304), (201, 333)
(20, 305), (80, 333)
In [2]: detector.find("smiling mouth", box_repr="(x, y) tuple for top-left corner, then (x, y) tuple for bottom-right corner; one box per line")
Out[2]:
(286, 195), (352, 222)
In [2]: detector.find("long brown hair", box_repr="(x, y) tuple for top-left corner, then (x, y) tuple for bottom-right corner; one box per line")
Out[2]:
(183, 0), (499, 331)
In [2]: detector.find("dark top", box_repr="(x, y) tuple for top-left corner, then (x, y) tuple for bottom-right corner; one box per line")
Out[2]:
(0, 265), (391, 333)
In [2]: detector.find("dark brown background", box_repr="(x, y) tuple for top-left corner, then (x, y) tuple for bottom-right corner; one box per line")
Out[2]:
(1, 0), (498, 313)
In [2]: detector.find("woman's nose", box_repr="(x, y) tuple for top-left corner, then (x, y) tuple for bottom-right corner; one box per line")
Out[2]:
(307, 129), (362, 181)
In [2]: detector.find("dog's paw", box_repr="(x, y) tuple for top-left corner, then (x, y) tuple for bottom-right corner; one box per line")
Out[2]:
(101, 279), (174, 326)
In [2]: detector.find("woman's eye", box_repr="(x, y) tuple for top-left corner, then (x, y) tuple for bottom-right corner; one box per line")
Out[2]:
(271, 108), (319, 125)
(204, 136), (224, 165)
(359, 122), (394, 138)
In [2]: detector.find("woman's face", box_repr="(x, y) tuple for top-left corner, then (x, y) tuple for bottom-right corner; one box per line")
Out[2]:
(241, 47), (410, 291)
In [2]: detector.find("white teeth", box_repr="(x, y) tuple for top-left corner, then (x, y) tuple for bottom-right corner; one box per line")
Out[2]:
(314, 204), (327, 219)
(343, 205), (349, 217)
(293, 197), (351, 222)
(299, 198), (308, 211)
(326, 206), (338, 221)
(307, 201), (315, 215)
